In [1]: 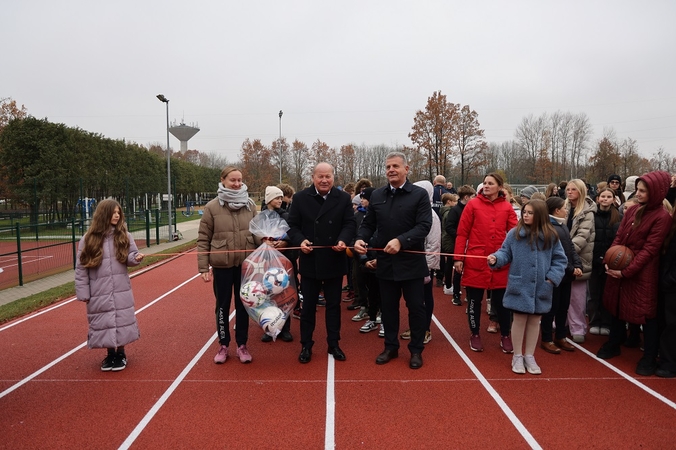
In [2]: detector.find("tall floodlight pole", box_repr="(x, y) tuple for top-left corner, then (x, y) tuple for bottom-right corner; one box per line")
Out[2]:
(279, 110), (283, 183)
(156, 94), (173, 240)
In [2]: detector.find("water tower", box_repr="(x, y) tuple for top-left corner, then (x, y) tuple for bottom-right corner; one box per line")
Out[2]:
(169, 120), (200, 152)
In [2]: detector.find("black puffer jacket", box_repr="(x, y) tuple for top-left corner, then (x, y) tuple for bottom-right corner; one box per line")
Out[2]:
(592, 208), (621, 269)
(550, 216), (582, 282)
(660, 229), (676, 291)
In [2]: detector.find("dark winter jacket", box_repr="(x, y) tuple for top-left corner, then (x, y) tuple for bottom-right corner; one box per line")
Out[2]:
(592, 207), (620, 269)
(287, 186), (356, 280)
(432, 184), (448, 217)
(357, 180), (432, 281)
(444, 201), (467, 256)
(660, 230), (676, 291)
(550, 216), (583, 282)
(603, 171), (672, 324)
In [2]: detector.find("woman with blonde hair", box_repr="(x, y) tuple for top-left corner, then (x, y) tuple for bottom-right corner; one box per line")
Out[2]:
(564, 179), (597, 343)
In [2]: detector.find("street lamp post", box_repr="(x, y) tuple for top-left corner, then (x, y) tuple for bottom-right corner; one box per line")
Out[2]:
(278, 110), (283, 184)
(156, 94), (173, 240)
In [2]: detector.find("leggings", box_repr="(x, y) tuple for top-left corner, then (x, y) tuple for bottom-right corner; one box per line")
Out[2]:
(466, 287), (510, 336)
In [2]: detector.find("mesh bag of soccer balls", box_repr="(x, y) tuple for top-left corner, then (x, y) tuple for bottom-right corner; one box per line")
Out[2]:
(240, 210), (297, 340)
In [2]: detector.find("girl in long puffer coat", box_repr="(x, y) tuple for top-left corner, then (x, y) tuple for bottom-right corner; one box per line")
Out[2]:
(75, 199), (144, 372)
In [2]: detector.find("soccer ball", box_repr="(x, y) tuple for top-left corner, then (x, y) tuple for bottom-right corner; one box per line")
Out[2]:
(240, 280), (268, 308)
(262, 267), (290, 295)
(258, 306), (286, 337)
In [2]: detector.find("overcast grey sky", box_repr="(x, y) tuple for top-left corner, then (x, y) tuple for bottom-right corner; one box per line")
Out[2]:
(3, 0), (675, 163)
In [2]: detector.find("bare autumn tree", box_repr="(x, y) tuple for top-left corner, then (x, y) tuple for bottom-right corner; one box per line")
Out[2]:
(454, 105), (488, 185)
(515, 113), (549, 180)
(309, 139), (332, 168)
(339, 144), (357, 183)
(289, 139), (309, 191)
(409, 91), (459, 180)
(239, 138), (274, 194)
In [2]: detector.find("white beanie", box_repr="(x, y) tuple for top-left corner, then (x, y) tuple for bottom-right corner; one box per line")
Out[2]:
(265, 186), (284, 205)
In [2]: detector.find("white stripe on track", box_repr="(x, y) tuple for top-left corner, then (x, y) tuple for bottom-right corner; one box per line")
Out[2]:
(571, 340), (676, 411)
(433, 315), (542, 450)
(0, 274), (200, 400)
(119, 310), (236, 449)
(325, 355), (336, 450)
(0, 250), (193, 332)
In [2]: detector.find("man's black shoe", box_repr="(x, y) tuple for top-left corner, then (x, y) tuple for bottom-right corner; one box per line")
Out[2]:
(375, 349), (398, 365)
(596, 343), (621, 360)
(299, 347), (312, 363)
(409, 353), (423, 369)
(328, 346), (346, 361)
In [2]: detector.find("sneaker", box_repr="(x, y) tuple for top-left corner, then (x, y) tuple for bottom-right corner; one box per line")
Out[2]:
(423, 331), (432, 344)
(400, 329), (411, 340)
(214, 345), (228, 364)
(378, 324), (385, 338)
(292, 308), (302, 319)
(112, 353), (127, 372)
(656, 367), (676, 378)
(500, 335), (514, 354)
(600, 327), (610, 336)
(596, 343), (621, 360)
(589, 326), (601, 335)
(635, 357), (657, 376)
(571, 334), (585, 344)
(236, 345), (252, 364)
(512, 355), (525, 374)
(452, 295), (462, 306)
(443, 286), (454, 295)
(351, 308), (369, 322)
(317, 297), (326, 307)
(487, 321), (499, 334)
(470, 334), (484, 352)
(360, 320), (378, 333)
(343, 291), (356, 301)
(523, 355), (541, 375)
(375, 312), (382, 324)
(101, 353), (116, 372)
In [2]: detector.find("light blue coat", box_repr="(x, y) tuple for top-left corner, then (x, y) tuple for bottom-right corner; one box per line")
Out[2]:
(490, 227), (567, 314)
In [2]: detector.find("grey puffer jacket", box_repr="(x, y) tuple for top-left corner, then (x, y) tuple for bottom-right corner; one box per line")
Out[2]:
(75, 230), (141, 349)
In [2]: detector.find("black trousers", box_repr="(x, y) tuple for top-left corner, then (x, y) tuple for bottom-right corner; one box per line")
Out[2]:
(365, 270), (381, 320)
(466, 287), (510, 337)
(658, 289), (676, 371)
(213, 266), (249, 347)
(299, 276), (342, 349)
(379, 278), (426, 354)
(541, 279), (572, 341)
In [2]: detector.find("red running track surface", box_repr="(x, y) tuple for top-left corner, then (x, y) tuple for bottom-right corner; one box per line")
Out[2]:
(1, 251), (675, 449)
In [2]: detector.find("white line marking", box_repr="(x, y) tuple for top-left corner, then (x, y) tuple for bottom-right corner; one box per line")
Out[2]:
(571, 340), (676, 410)
(119, 310), (236, 449)
(433, 315), (542, 450)
(325, 355), (336, 450)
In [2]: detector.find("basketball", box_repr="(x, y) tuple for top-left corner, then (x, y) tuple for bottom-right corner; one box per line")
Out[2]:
(346, 247), (353, 258)
(258, 306), (286, 337)
(262, 267), (290, 295)
(240, 280), (268, 308)
(603, 245), (634, 270)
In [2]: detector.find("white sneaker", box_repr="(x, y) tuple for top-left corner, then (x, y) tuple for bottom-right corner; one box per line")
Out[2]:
(523, 355), (541, 375)
(423, 331), (432, 344)
(443, 286), (453, 295)
(375, 312), (382, 324)
(351, 308), (369, 322)
(600, 327), (610, 336)
(512, 355), (525, 374)
(589, 326), (601, 335)
(360, 320), (378, 333)
(378, 323), (385, 338)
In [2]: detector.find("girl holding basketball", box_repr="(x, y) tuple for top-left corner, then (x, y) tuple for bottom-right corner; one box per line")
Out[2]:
(75, 199), (144, 371)
(587, 188), (622, 336)
(487, 200), (567, 374)
(597, 171), (672, 376)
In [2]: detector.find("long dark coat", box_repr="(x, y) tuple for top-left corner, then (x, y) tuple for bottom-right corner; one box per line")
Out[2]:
(356, 180), (432, 281)
(603, 171), (672, 324)
(287, 186), (355, 279)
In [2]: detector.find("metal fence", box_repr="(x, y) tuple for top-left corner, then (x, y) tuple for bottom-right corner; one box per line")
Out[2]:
(0, 210), (175, 291)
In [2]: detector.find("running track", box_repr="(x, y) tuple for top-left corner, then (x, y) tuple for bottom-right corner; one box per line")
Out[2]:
(1, 251), (675, 449)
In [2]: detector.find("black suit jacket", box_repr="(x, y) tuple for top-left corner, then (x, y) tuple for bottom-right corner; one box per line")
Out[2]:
(357, 180), (432, 281)
(287, 186), (356, 279)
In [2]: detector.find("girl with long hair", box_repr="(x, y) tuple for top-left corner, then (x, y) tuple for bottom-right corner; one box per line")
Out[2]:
(488, 200), (567, 374)
(75, 199), (144, 371)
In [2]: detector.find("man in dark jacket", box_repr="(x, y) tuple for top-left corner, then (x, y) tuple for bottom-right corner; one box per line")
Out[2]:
(287, 162), (356, 364)
(354, 152), (432, 369)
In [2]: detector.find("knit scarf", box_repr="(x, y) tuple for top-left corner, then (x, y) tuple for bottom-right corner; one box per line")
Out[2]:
(217, 182), (253, 210)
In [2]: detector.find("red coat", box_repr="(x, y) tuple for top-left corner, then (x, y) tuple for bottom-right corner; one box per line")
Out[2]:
(603, 171), (672, 324)
(454, 191), (517, 289)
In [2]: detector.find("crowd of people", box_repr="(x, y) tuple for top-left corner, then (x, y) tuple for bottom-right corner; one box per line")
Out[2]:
(76, 161), (676, 379)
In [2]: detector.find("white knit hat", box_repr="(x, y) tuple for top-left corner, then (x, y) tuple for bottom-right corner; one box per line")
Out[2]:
(265, 186), (284, 205)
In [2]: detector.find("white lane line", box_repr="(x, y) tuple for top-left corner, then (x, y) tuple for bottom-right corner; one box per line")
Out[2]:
(119, 308), (235, 449)
(571, 340), (676, 411)
(325, 355), (336, 450)
(0, 256), (195, 332)
(0, 342), (87, 399)
(433, 315), (542, 450)
(119, 331), (220, 450)
(0, 274), (200, 399)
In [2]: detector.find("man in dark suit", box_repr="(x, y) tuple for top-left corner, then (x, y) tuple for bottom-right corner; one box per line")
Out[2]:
(287, 162), (356, 363)
(354, 152), (432, 369)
